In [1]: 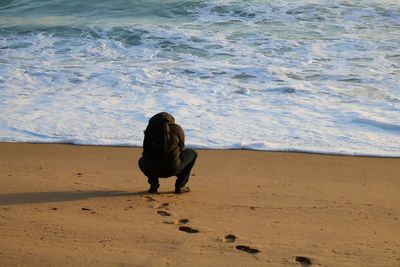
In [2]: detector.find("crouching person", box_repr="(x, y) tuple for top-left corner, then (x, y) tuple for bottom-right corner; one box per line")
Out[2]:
(138, 112), (197, 194)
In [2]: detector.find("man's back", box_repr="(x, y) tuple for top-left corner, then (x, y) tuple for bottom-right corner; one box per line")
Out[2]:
(141, 112), (184, 177)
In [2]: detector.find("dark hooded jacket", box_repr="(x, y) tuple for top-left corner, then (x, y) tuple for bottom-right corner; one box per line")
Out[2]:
(141, 112), (184, 177)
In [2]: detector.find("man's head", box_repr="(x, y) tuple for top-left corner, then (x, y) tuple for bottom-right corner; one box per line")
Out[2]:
(149, 112), (175, 124)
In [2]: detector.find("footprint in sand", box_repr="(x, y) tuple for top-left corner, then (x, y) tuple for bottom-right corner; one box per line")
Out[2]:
(157, 210), (171, 217)
(156, 203), (169, 209)
(223, 234), (236, 243)
(145, 196), (157, 202)
(179, 226), (199, 233)
(236, 245), (260, 254)
(164, 218), (189, 225)
(178, 218), (189, 224)
(295, 256), (312, 266)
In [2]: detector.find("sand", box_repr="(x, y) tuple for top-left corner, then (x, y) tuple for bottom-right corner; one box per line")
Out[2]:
(0, 142), (399, 266)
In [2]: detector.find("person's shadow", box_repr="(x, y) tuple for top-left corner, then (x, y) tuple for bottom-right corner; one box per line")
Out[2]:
(0, 190), (149, 206)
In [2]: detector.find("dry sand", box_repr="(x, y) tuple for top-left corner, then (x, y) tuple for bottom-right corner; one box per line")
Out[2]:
(0, 142), (399, 266)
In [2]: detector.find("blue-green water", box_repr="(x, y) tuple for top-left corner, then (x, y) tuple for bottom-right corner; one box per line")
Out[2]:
(1, 0), (399, 155)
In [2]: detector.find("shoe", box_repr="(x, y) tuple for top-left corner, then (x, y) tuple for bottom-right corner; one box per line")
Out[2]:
(148, 184), (160, 193)
(175, 186), (190, 194)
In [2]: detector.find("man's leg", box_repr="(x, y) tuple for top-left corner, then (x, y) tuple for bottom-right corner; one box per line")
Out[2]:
(147, 176), (160, 193)
(138, 158), (159, 193)
(175, 149), (197, 193)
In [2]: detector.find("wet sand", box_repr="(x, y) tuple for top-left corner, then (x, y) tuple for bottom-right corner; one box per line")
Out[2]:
(0, 142), (399, 266)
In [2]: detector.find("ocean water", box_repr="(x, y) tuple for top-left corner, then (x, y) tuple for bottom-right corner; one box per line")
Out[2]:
(0, 0), (399, 156)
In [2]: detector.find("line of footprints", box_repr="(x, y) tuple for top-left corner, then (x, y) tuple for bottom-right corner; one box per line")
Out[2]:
(145, 195), (313, 266)
(145, 196), (260, 255)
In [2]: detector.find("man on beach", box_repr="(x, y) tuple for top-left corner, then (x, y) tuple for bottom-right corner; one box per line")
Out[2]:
(138, 112), (197, 194)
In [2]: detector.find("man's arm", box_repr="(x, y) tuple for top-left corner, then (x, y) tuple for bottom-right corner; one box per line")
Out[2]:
(176, 124), (185, 151)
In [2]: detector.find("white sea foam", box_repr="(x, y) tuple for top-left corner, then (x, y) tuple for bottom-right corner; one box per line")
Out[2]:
(0, 0), (399, 156)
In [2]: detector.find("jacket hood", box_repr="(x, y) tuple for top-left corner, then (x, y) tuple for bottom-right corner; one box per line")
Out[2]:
(149, 112), (175, 124)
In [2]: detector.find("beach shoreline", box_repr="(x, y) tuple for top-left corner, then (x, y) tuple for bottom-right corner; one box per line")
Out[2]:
(3, 141), (400, 158)
(1, 142), (399, 266)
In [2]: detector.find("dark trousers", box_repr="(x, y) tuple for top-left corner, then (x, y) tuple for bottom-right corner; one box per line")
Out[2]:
(139, 149), (197, 189)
